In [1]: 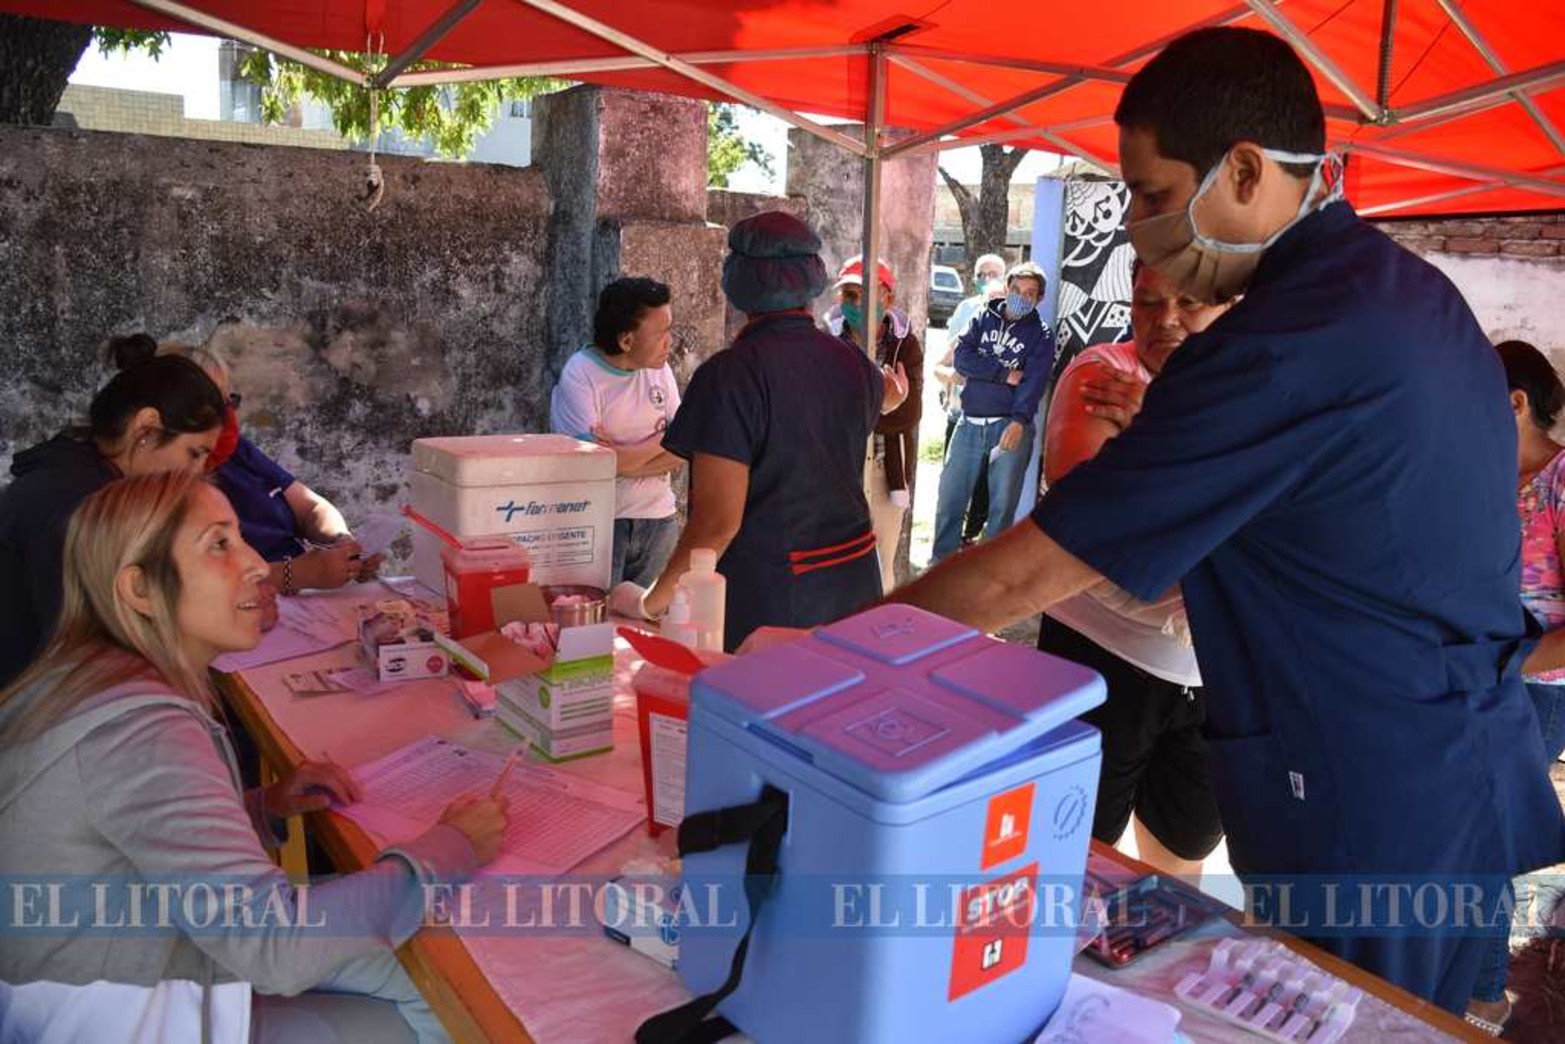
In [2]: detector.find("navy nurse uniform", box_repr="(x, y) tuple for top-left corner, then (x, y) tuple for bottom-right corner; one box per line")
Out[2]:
(1034, 201), (1565, 1011)
(662, 312), (884, 653)
(216, 435), (306, 561)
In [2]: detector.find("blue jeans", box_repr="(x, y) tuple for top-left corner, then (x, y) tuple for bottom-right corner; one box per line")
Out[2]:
(1470, 681), (1565, 1003)
(612, 516), (680, 587)
(933, 418), (1032, 562)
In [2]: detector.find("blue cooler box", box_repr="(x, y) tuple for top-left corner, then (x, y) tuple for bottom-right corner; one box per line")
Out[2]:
(678, 605), (1105, 1044)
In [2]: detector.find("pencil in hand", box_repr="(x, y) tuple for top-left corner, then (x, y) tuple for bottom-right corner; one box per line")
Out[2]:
(491, 748), (524, 799)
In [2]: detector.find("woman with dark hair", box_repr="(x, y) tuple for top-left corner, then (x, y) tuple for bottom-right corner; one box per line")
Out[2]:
(0, 334), (226, 685)
(1468, 339), (1565, 1033)
(550, 277), (685, 586)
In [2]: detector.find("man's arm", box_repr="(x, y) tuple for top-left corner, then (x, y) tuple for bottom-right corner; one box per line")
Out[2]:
(643, 453), (749, 618)
(1009, 328), (1055, 423)
(885, 519), (1103, 634)
(953, 316), (1010, 383)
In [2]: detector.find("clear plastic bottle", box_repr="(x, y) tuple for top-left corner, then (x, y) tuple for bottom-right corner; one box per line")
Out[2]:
(660, 588), (698, 648)
(682, 548), (727, 652)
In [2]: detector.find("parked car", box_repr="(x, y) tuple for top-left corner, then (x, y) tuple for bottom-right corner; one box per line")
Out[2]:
(929, 265), (965, 326)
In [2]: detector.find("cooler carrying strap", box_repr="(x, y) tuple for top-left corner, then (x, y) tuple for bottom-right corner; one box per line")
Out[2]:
(635, 785), (790, 1044)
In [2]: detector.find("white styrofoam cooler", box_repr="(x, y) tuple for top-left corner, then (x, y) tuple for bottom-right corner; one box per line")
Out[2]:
(409, 434), (617, 591)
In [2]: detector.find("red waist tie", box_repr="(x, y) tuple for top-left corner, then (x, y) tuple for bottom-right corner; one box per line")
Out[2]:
(787, 528), (877, 576)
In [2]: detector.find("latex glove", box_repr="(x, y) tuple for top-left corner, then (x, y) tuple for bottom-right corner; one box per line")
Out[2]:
(609, 581), (653, 621)
(888, 489), (911, 509)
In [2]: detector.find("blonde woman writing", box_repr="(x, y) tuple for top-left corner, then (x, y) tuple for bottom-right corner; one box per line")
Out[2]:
(0, 473), (508, 1042)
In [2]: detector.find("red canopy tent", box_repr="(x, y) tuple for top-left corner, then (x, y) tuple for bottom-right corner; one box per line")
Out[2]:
(9, 0), (1564, 314)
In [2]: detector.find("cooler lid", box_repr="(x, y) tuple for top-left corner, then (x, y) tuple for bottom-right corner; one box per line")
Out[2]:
(412, 435), (616, 487)
(692, 605), (1105, 803)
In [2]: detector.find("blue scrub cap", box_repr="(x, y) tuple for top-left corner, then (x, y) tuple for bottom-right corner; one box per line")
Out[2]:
(721, 211), (829, 315)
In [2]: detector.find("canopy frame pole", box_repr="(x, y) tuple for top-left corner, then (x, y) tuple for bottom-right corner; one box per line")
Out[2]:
(124, 0), (367, 83)
(513, 0), (869, 156)
(1431, 0), (1565, 157)
(886, 2), (1280, 165)
(371, 0), (483, 88)
(1389, 59), (1565, 127)
(388, 46), (867, 88)
(1375, 0), (1398, 111)
(882, 45), (1131, 85)
(882, 75), (1128, 159)
(1346, 142), (1565, 198)
(1358, 162), (1565, 216)
(888, 58), (1120, 172)
(1243, 0), (1384, 121)
(858, 44), (887, 350)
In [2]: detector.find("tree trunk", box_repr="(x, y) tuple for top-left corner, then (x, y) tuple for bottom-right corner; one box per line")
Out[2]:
(940, 145), (1029, 263)
(0, 15), (92, 127)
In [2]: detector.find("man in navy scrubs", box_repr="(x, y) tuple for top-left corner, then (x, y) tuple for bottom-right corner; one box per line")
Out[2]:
(876, 28), (1565, 1011)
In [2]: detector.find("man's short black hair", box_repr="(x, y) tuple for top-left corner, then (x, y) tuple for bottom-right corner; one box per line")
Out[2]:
(1114, 27), (1326, 178)
(593, 276), (672, 355)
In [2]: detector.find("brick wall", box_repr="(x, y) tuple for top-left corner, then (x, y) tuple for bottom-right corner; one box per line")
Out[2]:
(1374, 213), (1565, 260)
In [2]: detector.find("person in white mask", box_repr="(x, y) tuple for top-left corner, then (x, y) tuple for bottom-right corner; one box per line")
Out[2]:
(748, 26), (1565, 1016)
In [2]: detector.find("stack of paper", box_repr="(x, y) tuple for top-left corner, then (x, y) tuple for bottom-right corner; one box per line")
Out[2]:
(339, 736), (645, 876)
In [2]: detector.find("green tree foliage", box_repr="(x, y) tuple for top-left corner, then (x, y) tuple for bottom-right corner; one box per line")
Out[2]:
(708, 102), (774, 188)
(236, 49), (560, 158)
(93, 28), (171, 60)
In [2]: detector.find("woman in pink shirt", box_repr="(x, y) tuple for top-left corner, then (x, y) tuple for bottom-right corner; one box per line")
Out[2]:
(1468, 339), (1565, 1033)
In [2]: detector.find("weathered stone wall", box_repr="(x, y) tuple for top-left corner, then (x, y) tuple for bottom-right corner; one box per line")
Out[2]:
(533, 86), (724, 382)
(786, 125), (939, 334)
(785, 125), (939, 585)
(0, 126), (551, 565)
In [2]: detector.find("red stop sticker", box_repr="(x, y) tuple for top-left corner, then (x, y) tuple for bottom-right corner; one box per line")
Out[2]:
(948, 862), (1037, 1001)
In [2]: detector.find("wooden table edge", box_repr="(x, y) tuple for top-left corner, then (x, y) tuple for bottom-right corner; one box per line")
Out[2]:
(215, 670), (532, 1044)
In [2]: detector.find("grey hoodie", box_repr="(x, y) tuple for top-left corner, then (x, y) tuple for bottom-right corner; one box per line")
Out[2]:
(0, 679), (476, 996)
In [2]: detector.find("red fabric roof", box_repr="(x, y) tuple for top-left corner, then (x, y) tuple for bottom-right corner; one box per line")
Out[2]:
(10, 0), (1564, 216)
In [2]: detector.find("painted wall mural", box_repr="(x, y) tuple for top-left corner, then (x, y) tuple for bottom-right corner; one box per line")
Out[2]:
(1054, 180), (1135, 359)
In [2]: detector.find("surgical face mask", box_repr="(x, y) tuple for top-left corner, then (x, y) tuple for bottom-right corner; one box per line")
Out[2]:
(1004, 292), (1035, 320)
(1127, 148), (1342, 305)
(838, 300), (862, 331)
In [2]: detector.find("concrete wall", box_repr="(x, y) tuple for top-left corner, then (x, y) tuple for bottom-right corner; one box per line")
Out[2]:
(1374, 214), (1565, 355)
(0, 126), (551, 566)
(57, 84), (349, 150)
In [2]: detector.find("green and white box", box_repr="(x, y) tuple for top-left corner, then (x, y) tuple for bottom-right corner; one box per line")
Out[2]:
(497, 700), (613, 761)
